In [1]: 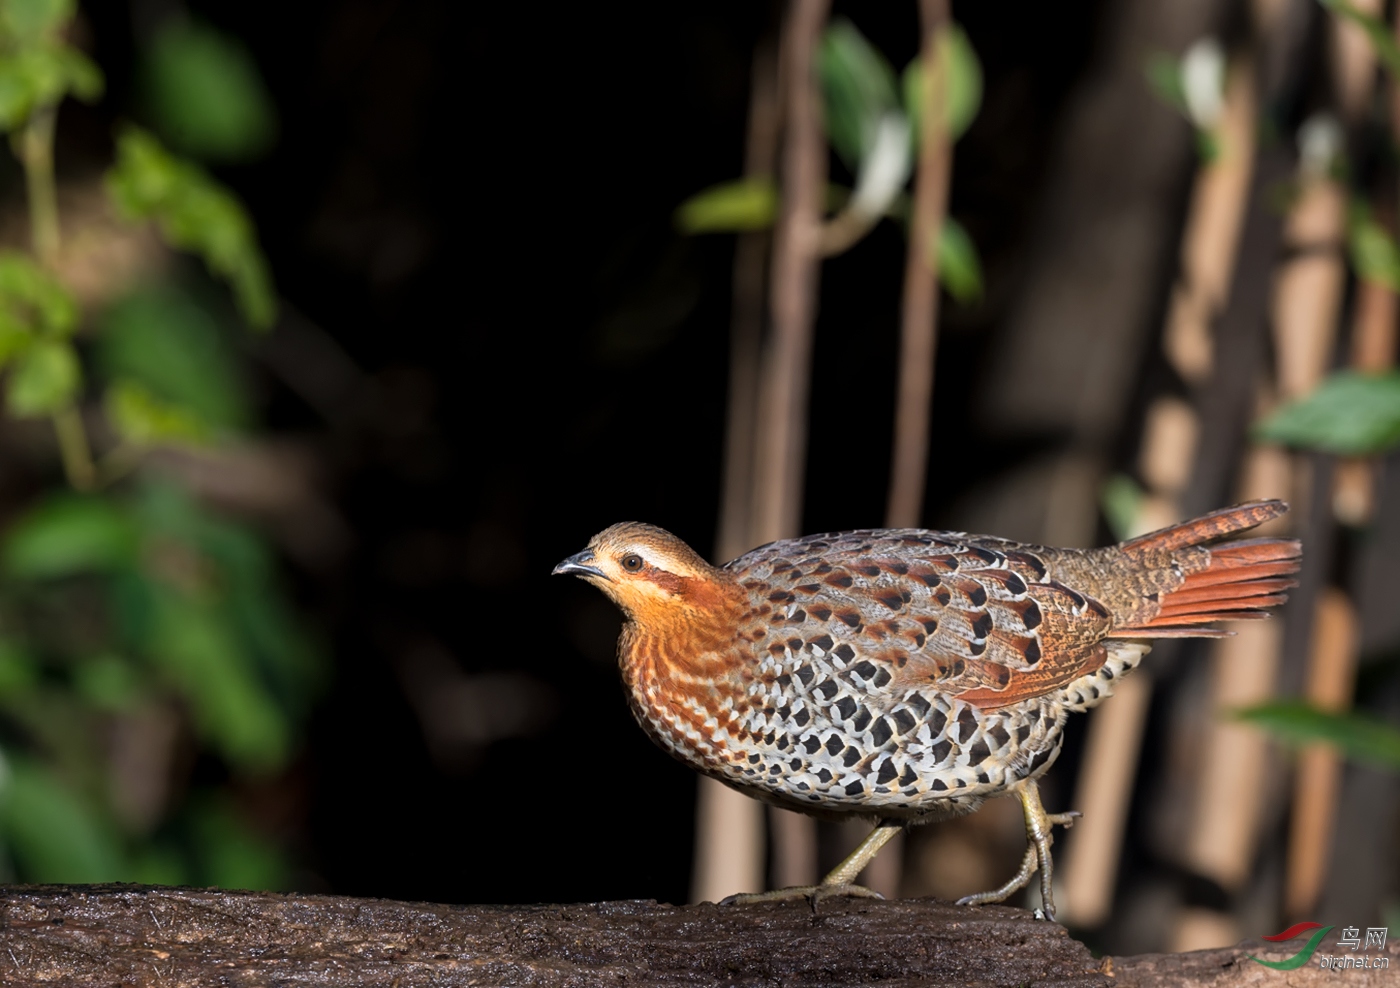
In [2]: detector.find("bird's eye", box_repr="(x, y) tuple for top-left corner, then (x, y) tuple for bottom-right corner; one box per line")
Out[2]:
(622, 554), (644, 572)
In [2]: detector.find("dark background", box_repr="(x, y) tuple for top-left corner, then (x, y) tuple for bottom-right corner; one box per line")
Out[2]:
(65, 0), (1129, 906)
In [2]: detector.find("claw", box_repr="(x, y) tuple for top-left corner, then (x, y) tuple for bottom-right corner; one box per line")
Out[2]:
(721, 820), (903, 910)
(720, 883), (883, 909)
(812, 883), (885, 907)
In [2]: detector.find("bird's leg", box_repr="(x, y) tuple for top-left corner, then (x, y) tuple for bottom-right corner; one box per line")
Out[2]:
(812, 819), (903, 903)
(956, 780), (1079, 921)
(720, 820), (903, 906)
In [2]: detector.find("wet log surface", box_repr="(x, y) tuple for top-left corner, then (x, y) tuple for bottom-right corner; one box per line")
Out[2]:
(0, 885), (1393, 987)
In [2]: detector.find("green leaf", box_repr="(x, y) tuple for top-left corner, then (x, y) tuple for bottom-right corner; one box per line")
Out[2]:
(903, 24), (984, 147)
(820, 18), (900, 168)
(0, 46), (103, 132)
(1144, 51), (1189, 114)
(1100, 473), (1146, 542)
(0, 310), (32, 369)
(140, 20), (277, 162)
(5, 339), (79, 416)
(0, 63), (30, 128)
(55, 45), (102, 102)
(1236, 700), (1400, 770)
(0, 0), (76, 45)
(944, 26), (982, 140)
(1349, 210), (1400, 290)
(0, 249), (79, 337)
(674, 178), (777, 234)
(0, 756), (125, 882)
(105, 128), (277, 329)
(1319, 0), (1400, 78)
(935, 216), (982, 303)
(105, 379), (211, 446)
(2, 494), (138, 577)
(1254, 370), (1400, 455)
(97, 287), (248, 431)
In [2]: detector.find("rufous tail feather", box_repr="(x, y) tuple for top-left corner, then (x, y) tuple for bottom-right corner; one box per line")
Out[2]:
(1108, 500), (1301, 639)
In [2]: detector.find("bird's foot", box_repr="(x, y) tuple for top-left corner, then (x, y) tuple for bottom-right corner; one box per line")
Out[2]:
(956, 844), (1038, 909)
(720, 883), (885, 909)
(955, 781), (1073, 922)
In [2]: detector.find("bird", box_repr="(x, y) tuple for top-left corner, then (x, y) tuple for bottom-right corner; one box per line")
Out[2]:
(553, 500), (1300, 920)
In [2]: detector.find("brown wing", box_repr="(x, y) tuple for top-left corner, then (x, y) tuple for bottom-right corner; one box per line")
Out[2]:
(728, 529), (1112, 712)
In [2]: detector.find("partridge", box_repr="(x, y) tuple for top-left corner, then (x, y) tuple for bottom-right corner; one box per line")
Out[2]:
(554, 500), (1300, 919)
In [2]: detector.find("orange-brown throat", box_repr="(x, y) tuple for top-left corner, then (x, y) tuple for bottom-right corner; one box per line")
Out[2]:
(618, 570), (747, 684)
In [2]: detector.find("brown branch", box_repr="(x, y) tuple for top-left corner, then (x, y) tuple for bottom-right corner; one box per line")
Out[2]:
(0, 885), (1393, 987)
(885, 0), (953, 529)
(750, 0), (830, 547)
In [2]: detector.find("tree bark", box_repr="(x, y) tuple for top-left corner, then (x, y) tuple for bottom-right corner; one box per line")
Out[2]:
(0, 885), (1393, 987)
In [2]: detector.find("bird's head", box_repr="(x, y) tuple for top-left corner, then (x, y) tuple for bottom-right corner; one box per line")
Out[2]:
(552, 522), (733, 626)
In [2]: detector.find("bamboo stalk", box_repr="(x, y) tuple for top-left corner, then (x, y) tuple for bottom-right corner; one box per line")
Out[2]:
(750, 0), (829, 548)
(1163, 56), (1258, 385)
(884, 0), (952, 530)
(1284, 589), (1358, 917)
(1056, 672), (1154, 927)
(1185, 617), (1285, 890)
(752, 0), (832, 891)
(831, 0), (958, 903)
(1281, 0), (1392, 919)
(1331, 0), (1399, 525)
(690, 26), (782, 908)
(1058, 51), (1255, 930)
(1181, 6), (1343, 935)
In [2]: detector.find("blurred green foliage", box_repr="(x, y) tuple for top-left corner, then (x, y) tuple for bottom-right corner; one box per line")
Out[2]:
(936, 216), (981, 304)
(674, 178), (777, 234)
(1237, 1), (1400, 778)
(1143, 43), (1224, 162)
(0, 0), (101, 130)
(1144, 52), (1188, 117)
(1235, 702), (1400, 771)
(819, 19), (901, 172)
(1318, 0), (1400, 77)
(1348, 206), (1400, 291)
(98, 285), (250, 432)
(1254, 371), (1400, 455)
(0, 3), (317, 889)
(0, 252), (81, 416)
(107, 127), (277, 329)
(139, 19), (277, 162)
(901, 25), (981, 146)
(675, 17), (985, 302)
(1099, 473), (1147, 543)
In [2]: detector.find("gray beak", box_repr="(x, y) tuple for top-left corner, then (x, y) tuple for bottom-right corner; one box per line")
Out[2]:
(552, 548), (606, 579)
